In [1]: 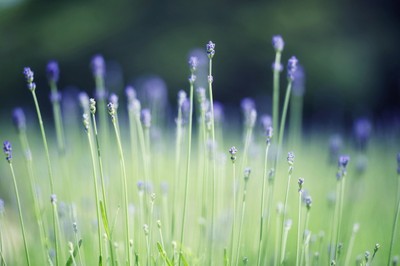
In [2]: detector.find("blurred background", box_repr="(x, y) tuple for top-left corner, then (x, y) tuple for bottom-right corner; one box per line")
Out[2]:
(0, 0), (399, 128)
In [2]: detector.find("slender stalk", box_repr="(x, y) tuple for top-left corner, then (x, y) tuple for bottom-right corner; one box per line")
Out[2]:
(229, 161), (237, 266)
(157, 220), (165, 251)
(280, 155), (294, 264)
(296, 190), (303, 266)
(388, 186), (400, 265)
(207, 51), (217, 265)
(73, 223), (84, 266)
(272, 51), (282, 142)
(274, 203), (283, 266)
(8, 163), (31, 266)
(334, 177), (346, 262)
(257, 139), (271, 266)
(179, 60), (195, 263)
(330, 181), (341, 262)
(51, 196), (60, 266)
(49, 81), (66, 155)
(277, 81), (293, 157)
(109, 108), (131, 265)
(17, 131), (48, 263)
(235, 171), (250, 266)
(90, 104), (115, 265)
(300, 207), (311, 266)
(31, 90), (55, 193)
(144, 224), (150, 266)
(344, 224), (359, 266)
(281, 219), (293, 265)
(84, 117), (103, 262)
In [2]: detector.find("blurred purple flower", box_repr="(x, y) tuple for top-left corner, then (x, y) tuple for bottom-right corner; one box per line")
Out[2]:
(46, 60), (60, 83)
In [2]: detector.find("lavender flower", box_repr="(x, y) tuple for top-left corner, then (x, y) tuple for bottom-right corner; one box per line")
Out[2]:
(305, 196), (312, 210)
(12, 107), (26, 132)
(287, 56), (298, 81)
(189, 56), (198, 72)
(353, 118), (372, 151)
(178, 90), (187, 108)
(229, 146), (238, 162)
(206, 41), (215, 59)
(287, 152), (295, 165)
(261, 114), (272, 132)
(141, 109), (151, 128)
(272, 35), (284, 52)
(292, 65), (305, 96)
(109, 93), (119, 110)
(329, 135), (342, 162)
(3, 141), (12, 163)
(125, 86), (136, 102)
(23, 67), (36, 91)
(137, 181), (145, 192)
(50, 194), (57, 204)
(82, 113), (90, 132)
(241, 97), (255, 114)
(107, 102), (116, 118)
(89, 98), (96, 114)
(336, 155), (350, 180)
(78, 92), (90, 112)
(91, 54), (106, 78)
(266, 126), (273, 143)
(46, 60), (60, 83)
(298, 178), (304, 192)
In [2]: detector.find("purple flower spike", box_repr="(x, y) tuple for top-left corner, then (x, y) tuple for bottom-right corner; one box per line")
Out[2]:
(272, 35), (284, 52)
(261, 114), (272, 131)
(338, 155), (350, 169)
(287, 56), (298, 81)
(241, 97), (255, 114)
(91, 54), (106, 77)
(125, 86), (136, 102)
(353, 118), (372, 151)
(141, 109), (151, 128)
(3, 141), (12, 163)
(12, 107), (26, 132)
(188, 56), (198, 71)
(213, 101), (224, 123)
(206, 41), (215, 59)
(23, 67), (34, 83)
(46, 60), (60, 83)
(292, 65), (305, 96)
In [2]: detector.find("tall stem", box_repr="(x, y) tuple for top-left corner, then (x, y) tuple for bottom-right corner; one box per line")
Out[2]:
(8, 163), (31, 265)
(272, 51), (282, 142)
(179, 76), (194, 263)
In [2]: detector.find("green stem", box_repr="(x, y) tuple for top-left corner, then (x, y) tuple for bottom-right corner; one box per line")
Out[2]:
(272, 51), (282, 143)
(344, 224), (358, 266)
(111, 116), (131, 265)
(277, 81), (293, 158)
(334, 177), (346, 262)
(280, 168), (293, 264)
(257, 142), (271, 266)
(179, 75), (194, 263)
(208, 56), (217, 265)
(235, 179), (249, 266)
(18, 131), (48, 263)
(50, 82), (66, 154)
(296, 191), (302, 266)
(86, 129), (103, 262)
(388, 182), (400, 265)
(300, 210), (310, 266)
(8, 163), (31, 265)
(31, 90), (55, 193)
(51, 199), (60, 266)
(229, 162), (237, 266)
(91, 113), (115, 265)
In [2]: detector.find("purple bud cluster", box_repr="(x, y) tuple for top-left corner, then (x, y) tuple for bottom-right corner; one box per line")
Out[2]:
(287, 56), (298, 81)
(336, 155), (350, 180)
(229, 146), (238, 162)
(12, 107), (26, 132)
(3, 141), (12, 163)
(46, 60), (60, 83)
(206, 41), (215, 59)
(272, 35), (285, 52)
(23, 67), (36, 91)
(141, 109), (151, 128)
(91, 54), (106, 78)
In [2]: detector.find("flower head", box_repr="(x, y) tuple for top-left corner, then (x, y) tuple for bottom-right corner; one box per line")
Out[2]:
(244, 167), (251, 181)
(188, 56), (198, 72)
(141, 109), (151, 128)
(89, 98), (96, 114)
(178, 90), (187, 108)
(272, 35), (285, 52)
(206, 41), (215, 59)
(23, 67), (34, 83)
(125, 86), (136, 103)
(287, 56), (298, 81)
(46, 60), (60, 83)
(91, 54), (106, 78)
(50, 194), (57, 204)
(229, 146), (238, 162)
(3, 141), (12, 163)
(287, 152), (295, 165)
(12, 107), (26, 132)
(109, 93), (119, 110)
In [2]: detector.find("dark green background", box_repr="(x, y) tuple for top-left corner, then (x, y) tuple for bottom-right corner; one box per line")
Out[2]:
(1, 0), (399, 126)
